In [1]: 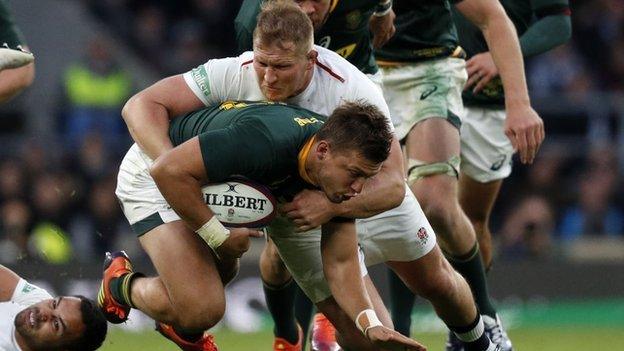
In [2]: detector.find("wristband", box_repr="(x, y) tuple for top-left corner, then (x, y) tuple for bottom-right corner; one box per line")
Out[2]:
(355, 309), (383, 336)
(374, 0), (392, 17)
(195, 216), (231, 250)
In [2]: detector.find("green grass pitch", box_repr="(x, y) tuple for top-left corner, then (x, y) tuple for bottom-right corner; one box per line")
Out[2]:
(101, 326), (624, 350)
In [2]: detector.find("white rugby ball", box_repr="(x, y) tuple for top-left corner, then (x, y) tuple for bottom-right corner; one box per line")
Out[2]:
(201, 177), (277, 228)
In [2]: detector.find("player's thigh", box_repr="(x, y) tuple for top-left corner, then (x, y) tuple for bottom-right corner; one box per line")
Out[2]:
(139, 221), (225, 310)
(460, 107), (513, 183)
(382, 57), (466, 145)
(358, 185), (437, 266)
(386, 245), (454, 298)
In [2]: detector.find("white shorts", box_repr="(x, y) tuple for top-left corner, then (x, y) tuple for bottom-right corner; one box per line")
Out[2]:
(116, 144), (181, 235)
(460, 106), (514, 183)
(381, 57), (467, 140)
(270, 184), (437, 303)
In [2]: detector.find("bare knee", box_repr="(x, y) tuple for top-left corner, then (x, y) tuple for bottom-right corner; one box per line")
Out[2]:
(173, 298), (226, 330)
(420, 194), (456, 233)
(260, 241), (291, 285)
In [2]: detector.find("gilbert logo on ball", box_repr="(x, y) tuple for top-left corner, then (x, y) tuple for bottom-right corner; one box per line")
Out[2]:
(201, 177), (277, 228)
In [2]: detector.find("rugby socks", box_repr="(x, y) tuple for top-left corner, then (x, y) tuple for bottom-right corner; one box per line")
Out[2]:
(388, 270), (416, 336)
(448, 314), (492, 351)
(263, 278), (300, 344)
(172, 326), (203, 343)
(110, 272), (144, 308)
(447, 243), (497, 318)
(294, 285), (314, 344)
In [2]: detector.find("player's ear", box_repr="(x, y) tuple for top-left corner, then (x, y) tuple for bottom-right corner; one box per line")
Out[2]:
(306, 49), (318, 65)
(315, 140), (329, 160)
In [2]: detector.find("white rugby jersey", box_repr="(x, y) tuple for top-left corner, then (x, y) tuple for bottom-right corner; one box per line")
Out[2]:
(0, 280), (52, 351)
(183, 45), (394, 130)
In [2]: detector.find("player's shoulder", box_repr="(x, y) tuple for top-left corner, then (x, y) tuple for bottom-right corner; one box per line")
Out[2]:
(313, 45), (370, 84)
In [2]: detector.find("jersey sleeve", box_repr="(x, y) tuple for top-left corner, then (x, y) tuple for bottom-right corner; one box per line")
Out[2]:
(183, 57), (243, 107)
(234, 0), (260, 53)
(531, 0), (570, 17)
(198, 122), (277, 182)
(11, 279), (53, 307)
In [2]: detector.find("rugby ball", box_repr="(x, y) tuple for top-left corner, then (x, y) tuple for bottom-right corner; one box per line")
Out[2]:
(201, 177), (277, 228)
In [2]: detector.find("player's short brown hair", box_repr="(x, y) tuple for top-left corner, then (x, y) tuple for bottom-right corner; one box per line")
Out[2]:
(318, 101), (393, 165)
(253, 0), (314, 55)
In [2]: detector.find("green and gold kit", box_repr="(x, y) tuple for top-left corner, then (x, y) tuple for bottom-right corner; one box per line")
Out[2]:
(235, 0), (379, 74)
(375, 0), (461, 64)
(0, 0), (26, 47)
(453, 0), (571, 107)
(169, 101), (326, 199)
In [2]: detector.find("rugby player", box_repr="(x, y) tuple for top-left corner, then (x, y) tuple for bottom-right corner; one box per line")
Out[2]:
(116, 2), (501, 351)
(0, 265), (107, 351)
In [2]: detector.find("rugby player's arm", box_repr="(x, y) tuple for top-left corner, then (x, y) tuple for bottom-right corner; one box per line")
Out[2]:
(321, 220), (373, 322)
(455, 0), (544, 164)
(333, 137), (405, 217)
(520, 1), (571, 57)
(150, 137), (262, 257)
(122, 75), (204, 160)
(0, 265), (21, 302)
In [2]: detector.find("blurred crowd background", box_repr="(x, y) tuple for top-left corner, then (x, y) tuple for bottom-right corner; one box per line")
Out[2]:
(0, 0), (623, 267)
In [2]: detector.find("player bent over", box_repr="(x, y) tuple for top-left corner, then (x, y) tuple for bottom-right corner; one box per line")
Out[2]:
(99, 100), (425, 351)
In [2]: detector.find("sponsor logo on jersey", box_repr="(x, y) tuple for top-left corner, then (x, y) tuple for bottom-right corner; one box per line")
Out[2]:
(204, 193), (269, 211)
(191, 65), (211, 98)
(336, 43), (357, 59)
(318, 36), (331, 48)
(294, 117), (322, 127)
(22, 283), (36, 294)
(490, 155), (507, 171)
(420, 85), (438, 100)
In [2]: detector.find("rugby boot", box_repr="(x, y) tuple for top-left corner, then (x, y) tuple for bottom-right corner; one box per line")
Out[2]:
(155, 322), (219, 351)
(0, 43), (34, 70)
(483, 315), (513, 351)
(311, 313), (340, 351)
(445, 330), (464, 351)
(274, 323), (303, 351)
(97, 251), (133, 323)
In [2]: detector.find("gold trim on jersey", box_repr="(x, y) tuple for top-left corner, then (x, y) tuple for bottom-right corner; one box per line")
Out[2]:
(330, 0), (339, 14)
(376, 46), (466, 67)
(298, 136), (316, 185)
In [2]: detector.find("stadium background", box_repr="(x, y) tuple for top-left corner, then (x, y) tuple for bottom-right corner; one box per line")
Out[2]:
(1, 0), (623, 349)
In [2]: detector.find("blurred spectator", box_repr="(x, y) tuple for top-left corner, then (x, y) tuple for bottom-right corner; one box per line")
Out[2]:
(499, 194), (556, 260)
(59, 36), (133, 150)
(0, 159), (26, 201)
(558, 147), (624, 240)
(0, 199), (32, 263)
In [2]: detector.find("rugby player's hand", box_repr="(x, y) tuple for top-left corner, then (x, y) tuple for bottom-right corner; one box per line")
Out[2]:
(367, 326), (427, 351)
(465, 52), (498, 94)
(281, 189), (336, 232)
(370, 9), (396, 49)
(216, 228), (264, 258)
(505, 104), (545, 164)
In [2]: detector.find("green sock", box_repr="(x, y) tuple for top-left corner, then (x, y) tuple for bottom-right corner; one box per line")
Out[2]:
(110, 272), (143, 308)
(263, 279), (299, 344)
(447, 244), (497, 318)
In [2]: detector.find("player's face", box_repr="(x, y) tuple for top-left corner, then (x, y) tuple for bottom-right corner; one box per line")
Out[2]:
(317, 148), (382, 203)
(295, 0), (332, 31)
(254, 41), (315, 101)
(14, 296), (85, 350)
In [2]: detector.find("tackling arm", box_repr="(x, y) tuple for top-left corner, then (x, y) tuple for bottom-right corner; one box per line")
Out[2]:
(122, 75), (204, 160)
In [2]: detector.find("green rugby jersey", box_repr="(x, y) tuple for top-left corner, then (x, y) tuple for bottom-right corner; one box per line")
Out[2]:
(453, 0), (570, 107)
(0, 0), (26, 47)
(169, 101), (326, 199)
(374, 0), (460, 63)
(234, 0), (379, 74)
